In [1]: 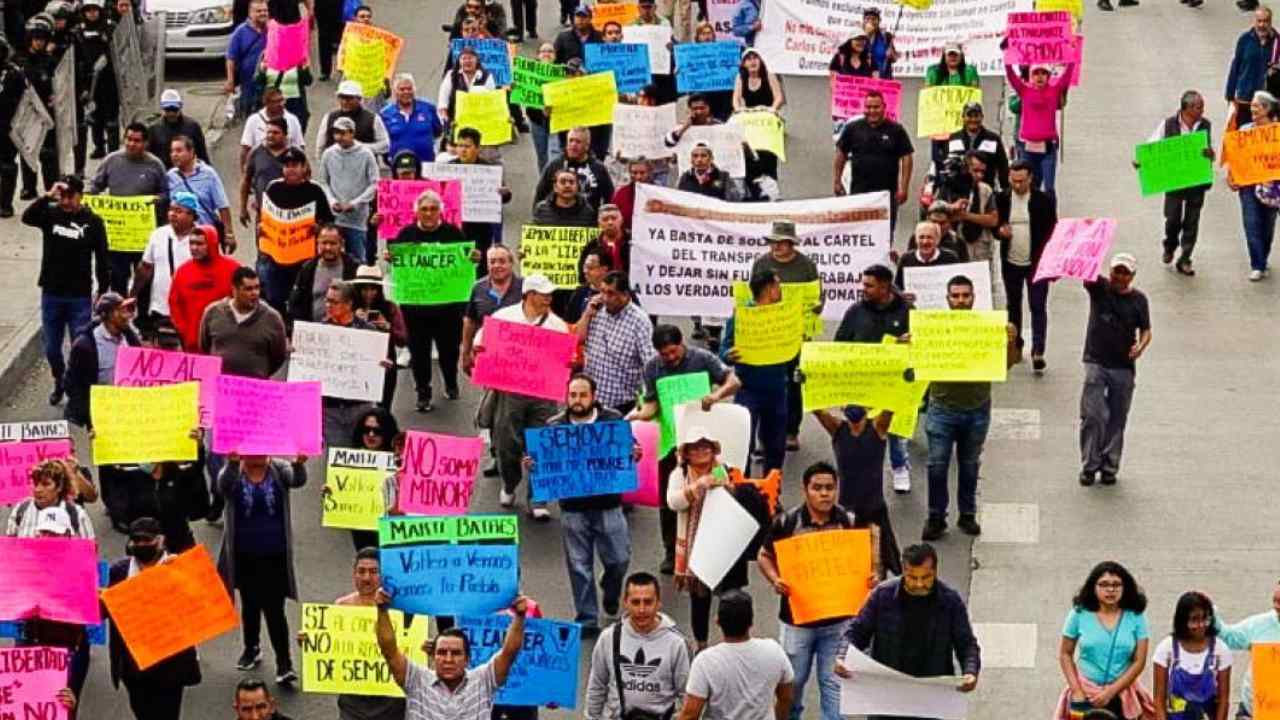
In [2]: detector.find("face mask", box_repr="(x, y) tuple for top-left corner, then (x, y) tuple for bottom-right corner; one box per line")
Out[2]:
(127, 541), (161, 563)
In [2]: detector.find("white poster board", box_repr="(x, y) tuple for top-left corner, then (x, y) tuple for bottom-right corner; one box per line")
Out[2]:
(674, 124), (746, 179)
(422, 162), (504, 224)
(288, 321), (387, 402)
(621, 25), (673, 74)
(613, 103), (678, 159)
(903, 260), (994, 310)
(686, 486), (759, 589)
(839, 646), (970, 720)
(676, 402), (751, 471)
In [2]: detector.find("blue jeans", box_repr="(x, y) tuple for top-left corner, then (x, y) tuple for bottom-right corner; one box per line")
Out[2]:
(780, 620), (846, 720)
(736, 383), (787, 475)
(1240, 187), (1277, 272)
(560, 507), (631, 629)
(889, 435), (908, 471)
(925, 400), (991, 518)
(1019, 140), (1058, 202)
(339, 225), (368, 264)
(530, 118), (551, 174)
(256, 254), (301, 315)
(41, 293), (92, 379)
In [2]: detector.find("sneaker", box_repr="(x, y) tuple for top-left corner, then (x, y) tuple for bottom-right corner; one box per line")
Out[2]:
(921, 517), (947, 541)
(1118, 0), (1138, 6)
(1032, 356), (1046, 376)
(1176, 259), (1195, 276)
(1250, 270), (1264, 281)
(1100, 472), (1118, 486)
(958, 513), (982, 536)
(659, 555), (675, 575)
(498, 488), (515, 508)
(1237, 0), (1258, 9)
(275, 666), (298, 685)
(1096, 0), (1114, 8)
(530, 504), (551, 521)
(89, 147), (107, 160)
(236, 646), (262, 671)
(483, 460), (500, 478)
(892, 466), (911, 494)
(48, 379), (64, 406)
(445, 386), (460, 400)
(416, 398), (434, 413)
(1187, 0), (1203, 6)
(0, 206), (12, 218)
(1161, 248), (1174, 265)
(1079, 470), (1096, 487)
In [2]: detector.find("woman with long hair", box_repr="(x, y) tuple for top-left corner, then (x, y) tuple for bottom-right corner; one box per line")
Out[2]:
(733, 48), (785, 113)
(1152, 592), (1230, 720)
(328, 406), (402, 551)
(1057, 561), (1155, 720)
(349, 264), (407, 408)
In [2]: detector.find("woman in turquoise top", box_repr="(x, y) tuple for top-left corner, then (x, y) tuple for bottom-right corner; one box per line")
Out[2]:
(1058, 561), (1154, 720)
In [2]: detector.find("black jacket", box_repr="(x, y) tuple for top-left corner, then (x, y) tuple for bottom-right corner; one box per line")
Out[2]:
(995, 187), (1057, 272)
(944, 126), (1010, 191)
(106, 558), (202, 689)
(286, 253), (361, 324)
(65, 322), (142, 428)
(676, 167), (735, 199)
(147, 115), (210, 169)
(553, 26), (602, 64)
(833, 292), (912, 343)
(844, 577), (982, 679)
(533, 154), (615, 211)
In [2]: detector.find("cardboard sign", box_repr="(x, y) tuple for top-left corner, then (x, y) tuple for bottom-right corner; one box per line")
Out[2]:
(0, 647), (71, 720)
(731, 109), (786, 161)
(259, 196), (318, 265)
(1253, 644), (1280, 720)
(518, 225), (596, 288)
(1135, 131), (1213, 196)
(101, 546), (238, 670)
(388, 242), (475, 305)
(342, 22), (404, 97)
(472, 317), (577, 402)
(510, 56), (565, 109)
(799, 341), (914, 413)
(830, 75), (903, 121)
(585, 43), (652, 94)
(375, 178), (463, 240)
(449, 38), (512, 86)
(1224, 124), (1280, 187)
(917, 86), (983, 138)
(621, 420), (661, 507)
(380, 543), (519, 616)
(265, 19), (309, 71)
(422, 162), (505, 224)
(82, 195), (157, 253)
(323, 448), (395, 531)
(526, 421), (637, 502)
(458, 615), (581, 708)
(655, 372), (710, 455)
(397, 431), (483, 515)
(733, 301), (804, 365)
(114, 346), (221, 429)
(90, 383), (200, 465)
(1003, 11), (1074, 65)
(613, 102), (678, 159)
(542, 72), (619, 133)
(687, 486), (759, 588)
(211, 376), (323, 456)
(674, 41), (740, 92)
(909, 310), (1009, 382)
(288, 321), (388, 402)
(903, 260), (994, 311)
(379, 515), (519, 547)
(675, 402), (752, 471)
(0, 440), (73, 505)
(622, 24), (672, 74)
(1034, 218), (1117, 283)
(774, 529), (872, 624)
(0, 537), (100, 625)
(300, 603), (428, 697)
(590, 1), (640, 29)
(454, 89), (514, 146)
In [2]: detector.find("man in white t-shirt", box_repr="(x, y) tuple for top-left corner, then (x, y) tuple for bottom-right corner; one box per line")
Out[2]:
(679, 590), (795, 720)
(131, 191), (199, 339)
(239, 88), (307, 172)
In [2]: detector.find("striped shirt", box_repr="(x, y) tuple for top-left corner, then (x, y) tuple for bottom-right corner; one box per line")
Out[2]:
(404, 657), (498, 720)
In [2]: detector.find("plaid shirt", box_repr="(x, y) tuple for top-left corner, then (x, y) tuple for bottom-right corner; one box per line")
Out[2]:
(583, 301), (657, 408)
(405, 658), (498, 720)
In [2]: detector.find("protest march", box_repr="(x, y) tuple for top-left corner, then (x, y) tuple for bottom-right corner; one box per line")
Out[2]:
(0, 0), (1276, 718)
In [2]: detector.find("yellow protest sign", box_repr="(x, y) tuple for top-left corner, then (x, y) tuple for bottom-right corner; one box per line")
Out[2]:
(870, 379), (929, 438)
(1035, 0), (1083, 21)
(799, 342), (912, 413)
(591, 1), (640, 29)
(731, 110), (786, 161)
(260, 196), (318, 265)
(734, 280), (823, 338)
(909, 310), (1008, 382)
(323, 448), (394, 531)
(916, 86), (982, 138)
(301, 603), (428, 697)
(519, 225), (596, 288)
(339, 22), (404, 98)
(90, 382), (199, 465)
(734, 302), (803, 365)
(454, 89), (513, 146)
(543, 72), (618, 133)
(82, 195), (157, 252)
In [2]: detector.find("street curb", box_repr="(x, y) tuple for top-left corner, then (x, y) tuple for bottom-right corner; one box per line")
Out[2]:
(0, 314), (44, 401)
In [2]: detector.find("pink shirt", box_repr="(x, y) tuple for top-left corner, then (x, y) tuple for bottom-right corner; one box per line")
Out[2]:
(1006, 65), (1073, 143)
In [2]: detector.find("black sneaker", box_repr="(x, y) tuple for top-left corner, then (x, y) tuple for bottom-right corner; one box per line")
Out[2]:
(483, 459), (499, 477)
(1032, 357), (1046, 376)
(275, 665), (298, 685)
(958, 514), (982, 536)
(659, 555), (675, 575)
(48, 379), (64, 406)
(445, 386), (460, 400)
(1097, 0), (1115, 8)
(1187, 0), (1202, 5)
(236, 646), (262, 671)
(1118, 0), (1138, 6)
(416, 398), (434, 413)
(19, 189), (35, 201)
(1176, 259), (1195, 276)
(1161, 248), (1174, 265)
(1238, 0), (1258, 9)
(89, 147), (107, 160)
(921, 517), (947, 541)
(1079, 470), (1096, 486)
(1100, 472), (1118, 486)
(0, 206), (13, 218)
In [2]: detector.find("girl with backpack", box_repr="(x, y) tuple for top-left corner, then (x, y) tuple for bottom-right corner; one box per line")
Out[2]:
(1152, 592), (1231, 720)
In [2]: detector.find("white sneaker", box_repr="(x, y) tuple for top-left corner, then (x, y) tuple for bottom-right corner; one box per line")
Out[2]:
(1250, 270), (1264, 281)
(498, 488), (515, 507)
(530, 505), (551, 521)
(892, 466), (911, 494)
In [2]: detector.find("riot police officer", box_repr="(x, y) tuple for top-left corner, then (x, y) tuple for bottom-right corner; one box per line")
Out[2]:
(0, 37), (28, 216)
(18, 13), (60, 200)
(74, 0), (119, 172)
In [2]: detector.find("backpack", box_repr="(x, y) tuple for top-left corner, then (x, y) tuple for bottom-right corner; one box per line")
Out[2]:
(14, 498), (82, 536)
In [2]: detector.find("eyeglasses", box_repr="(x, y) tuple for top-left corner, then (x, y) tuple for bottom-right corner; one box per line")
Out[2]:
(1096, 581), (1124, 590)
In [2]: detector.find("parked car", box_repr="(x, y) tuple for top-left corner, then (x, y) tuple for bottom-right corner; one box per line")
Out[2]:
(143, 0), (233, 60)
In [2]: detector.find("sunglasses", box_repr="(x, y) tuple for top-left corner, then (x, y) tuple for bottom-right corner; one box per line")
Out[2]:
(363, 425), (383, 434)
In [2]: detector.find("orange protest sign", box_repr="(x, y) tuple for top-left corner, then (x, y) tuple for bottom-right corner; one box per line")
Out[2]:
(731, 468), (780, 517)
(1224, 124), (1280, 187)
(259, 195), (318, 265)
(591, 2), (639, 29)
(101, 545), (238, 670)
(774, 529), (872, 625)
(1255, 644), (1280, 720)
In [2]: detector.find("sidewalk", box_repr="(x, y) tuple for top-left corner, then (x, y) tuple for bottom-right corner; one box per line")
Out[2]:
(0, 81), (229, 393)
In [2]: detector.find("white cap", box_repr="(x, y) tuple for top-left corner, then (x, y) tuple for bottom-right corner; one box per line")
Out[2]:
(337, 80), (364, 98)
(35, 505), (73, 536)
(522, 274), (556, 295)
(679, 424), (720, 448)
(159, 88), (182, 107)
(1110, 252), (1137, 272)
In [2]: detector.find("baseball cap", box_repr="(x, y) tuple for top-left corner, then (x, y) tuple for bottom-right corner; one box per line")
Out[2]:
(94, 291), (135, 319)
(574, 3), (592, 16)
(523, 274), (556, 295)
(927, 200), (952, 216)
(1111, 253), (1137, 273)
(128, 516), (163, 540)
(963, 101), (984, 115)
(159, 88), (182, 109)
(944, 42), (962, 55)
(171, 191), (199, 213)
(1030, 63), (1052, 74)
(280, 147), (308, 164)
(392, 150), (420, 174)
(333, 116), (357, 132)
(35, 505), (73, 536)
(337, 79), (364, 98)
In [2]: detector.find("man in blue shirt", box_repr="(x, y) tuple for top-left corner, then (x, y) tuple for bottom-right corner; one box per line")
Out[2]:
(379, 73), (442, 164)
(862, 7), (897, 78)
(224, 0), (269, 119)
(1226, 8), (1276, 125)
(167, 135), (236, 254)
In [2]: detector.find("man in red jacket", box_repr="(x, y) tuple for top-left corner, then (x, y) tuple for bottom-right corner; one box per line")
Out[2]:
(169, 225), (239, 352)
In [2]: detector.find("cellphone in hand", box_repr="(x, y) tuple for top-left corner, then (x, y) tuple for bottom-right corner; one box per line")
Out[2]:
(367, 310), (382, 323)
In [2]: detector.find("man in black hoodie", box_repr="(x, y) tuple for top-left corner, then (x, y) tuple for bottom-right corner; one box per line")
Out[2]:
(21, 174), (110, 406)
(532, 127), (614, 211)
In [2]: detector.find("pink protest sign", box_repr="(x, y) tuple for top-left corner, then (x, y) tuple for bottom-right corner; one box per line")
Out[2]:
(265, 19), (310, 72)
(114, 346), (222, 429)
(211, 377), (322, 456)
(0, 440), (72, 505)
(471, 317), (576, 402)
(0, 646), (71, 720)
(0, 537), (100, 625)
(397, 430), (483, 515)
(621, 421), (660, 507)
(830, 75), (902, 121)
(375, 178), (464, 240)
(1034, 218), (1117, 283)
(1002, 11), (1074, 66)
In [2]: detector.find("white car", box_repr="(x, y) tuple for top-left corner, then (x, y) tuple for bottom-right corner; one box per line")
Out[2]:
(143, 0), (234, 60)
